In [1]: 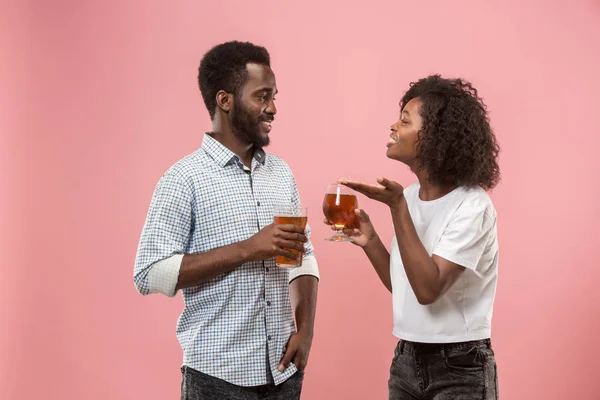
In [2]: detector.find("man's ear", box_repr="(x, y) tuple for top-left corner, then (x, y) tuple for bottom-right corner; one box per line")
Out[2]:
(216, 90), (233, 113)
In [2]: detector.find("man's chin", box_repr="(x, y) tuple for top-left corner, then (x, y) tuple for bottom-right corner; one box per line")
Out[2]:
(254, 132), (270, 148)
(256, 138), (270, 148)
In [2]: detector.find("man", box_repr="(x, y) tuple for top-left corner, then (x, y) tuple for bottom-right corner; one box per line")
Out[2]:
(134, 41), (319, 399)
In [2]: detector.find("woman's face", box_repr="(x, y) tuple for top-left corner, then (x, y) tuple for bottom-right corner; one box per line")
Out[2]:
(386, 97), (423, 166)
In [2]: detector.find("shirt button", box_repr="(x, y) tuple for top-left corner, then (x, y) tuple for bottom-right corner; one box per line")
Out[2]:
(266, 268), (270, 272)
(257, 201), (261, 206)
(267, 301), (271, 306)
(268, 335), (272, 341)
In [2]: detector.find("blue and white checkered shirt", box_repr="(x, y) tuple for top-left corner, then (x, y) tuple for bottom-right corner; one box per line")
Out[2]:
(134, 133), (319, 387)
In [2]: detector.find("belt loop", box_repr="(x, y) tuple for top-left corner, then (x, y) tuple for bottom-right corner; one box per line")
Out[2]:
(399, 340), (405, 354)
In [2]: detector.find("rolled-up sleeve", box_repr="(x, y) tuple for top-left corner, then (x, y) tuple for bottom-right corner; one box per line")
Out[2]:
(288, 175), (319, 283)
(288, 253), (319, 283)
(134, 169), (193, 296)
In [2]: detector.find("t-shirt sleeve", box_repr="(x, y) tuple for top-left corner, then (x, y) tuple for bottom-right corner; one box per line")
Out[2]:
(432, 203), (495, 271)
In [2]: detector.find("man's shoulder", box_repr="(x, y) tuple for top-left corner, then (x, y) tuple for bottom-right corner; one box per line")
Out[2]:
(264, 151), (292, 173)
(155, 149), (209, 187)
(167, 148), (208, 176)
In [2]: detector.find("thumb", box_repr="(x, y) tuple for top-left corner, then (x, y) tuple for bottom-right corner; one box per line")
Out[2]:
(376, 176), (394, 187)
(377, 177), (402, 191)
(279, 345), (296, 372)
(355, 208), (371, 222)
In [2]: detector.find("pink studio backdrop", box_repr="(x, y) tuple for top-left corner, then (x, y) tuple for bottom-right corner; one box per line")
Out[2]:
(2, 0), (599, 399)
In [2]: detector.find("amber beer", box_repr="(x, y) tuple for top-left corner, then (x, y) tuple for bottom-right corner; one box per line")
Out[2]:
(273, 206), (308, 268)
(322, 193), (358, 230)
(323, 183), (358, 242)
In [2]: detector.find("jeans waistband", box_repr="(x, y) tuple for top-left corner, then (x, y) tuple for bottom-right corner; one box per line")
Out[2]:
(399, 338), (491, 355)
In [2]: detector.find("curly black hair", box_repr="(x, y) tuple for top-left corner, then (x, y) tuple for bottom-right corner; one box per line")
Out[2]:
(198, 41), (271, 120)
(400, 75), (500, 190)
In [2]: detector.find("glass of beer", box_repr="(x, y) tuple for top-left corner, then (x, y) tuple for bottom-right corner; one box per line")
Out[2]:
(322, 183), (358, 242)
(273, 204), (308, 268)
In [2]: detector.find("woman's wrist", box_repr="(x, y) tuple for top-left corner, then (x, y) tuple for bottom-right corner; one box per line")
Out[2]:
(363, 233), (382, 250)
(389, 195), (408, 215)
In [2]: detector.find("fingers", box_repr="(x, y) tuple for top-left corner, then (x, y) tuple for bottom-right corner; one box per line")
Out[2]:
(339, 181), (371, 191)
(337, 178), (368, 187)
(338, 179), (382, 191)
(323, 218), (338, 231)
(279, 231), (308, 243)
(340, 182), (385, 199)
(277, 239), (306, 253)
(278, 224), (306, 235)
(278, 249), (299, 260)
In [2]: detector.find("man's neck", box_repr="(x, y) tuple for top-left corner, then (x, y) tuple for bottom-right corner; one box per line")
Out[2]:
(210, 118), (254, 168)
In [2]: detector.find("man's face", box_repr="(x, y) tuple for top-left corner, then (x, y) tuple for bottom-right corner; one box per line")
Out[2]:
(230, 63), (278, 148)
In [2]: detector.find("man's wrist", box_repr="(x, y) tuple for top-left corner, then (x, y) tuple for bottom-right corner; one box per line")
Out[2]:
(236, 239), (254, 263)
(297, 326), (314, 338)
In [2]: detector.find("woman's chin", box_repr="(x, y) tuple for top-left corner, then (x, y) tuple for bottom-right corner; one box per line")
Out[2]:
(386, 148), (396, 159)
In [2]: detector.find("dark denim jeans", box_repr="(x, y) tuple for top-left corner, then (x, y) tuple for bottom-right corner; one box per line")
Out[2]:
(181, 366), (304, 400)
(389, 339), (499, 399)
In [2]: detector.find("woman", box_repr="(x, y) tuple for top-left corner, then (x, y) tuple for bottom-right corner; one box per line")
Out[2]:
(335, 75), (500, 399)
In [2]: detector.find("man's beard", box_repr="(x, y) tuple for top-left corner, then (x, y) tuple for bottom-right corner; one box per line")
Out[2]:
(230, 100), (270, 148)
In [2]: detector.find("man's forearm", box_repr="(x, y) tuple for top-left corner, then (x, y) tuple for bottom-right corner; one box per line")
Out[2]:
(176, 240), (252, 290)
(289, 275), (318, 335)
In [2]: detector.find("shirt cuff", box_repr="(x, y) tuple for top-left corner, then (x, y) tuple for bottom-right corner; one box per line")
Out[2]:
(288, 254), (319, 283)
(147, 254), (183, 297)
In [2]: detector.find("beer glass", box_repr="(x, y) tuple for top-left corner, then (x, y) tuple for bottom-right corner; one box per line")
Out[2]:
(322, 183), (358, 242)
(273, 204), (308, 267)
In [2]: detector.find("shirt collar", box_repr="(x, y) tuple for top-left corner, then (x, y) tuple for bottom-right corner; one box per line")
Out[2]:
(201, 132), (266, 168)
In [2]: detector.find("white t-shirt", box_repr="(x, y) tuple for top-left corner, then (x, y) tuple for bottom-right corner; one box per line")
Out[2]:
(391, 182), (499, 343)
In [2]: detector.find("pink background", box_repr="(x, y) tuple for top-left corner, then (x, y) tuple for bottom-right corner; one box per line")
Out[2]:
(2, 0), (600, 399)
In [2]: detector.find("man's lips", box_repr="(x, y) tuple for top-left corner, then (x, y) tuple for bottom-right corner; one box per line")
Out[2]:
(260, 119), (273, 132)
(260, 117), (274, 132)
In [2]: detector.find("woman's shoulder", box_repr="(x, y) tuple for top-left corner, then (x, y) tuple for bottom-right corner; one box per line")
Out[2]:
(454, 186), (497, 218)
(404, 182), (421, 198)
(456, 186), (492, 204)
